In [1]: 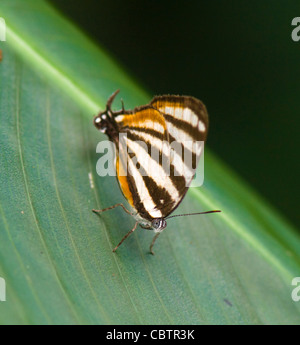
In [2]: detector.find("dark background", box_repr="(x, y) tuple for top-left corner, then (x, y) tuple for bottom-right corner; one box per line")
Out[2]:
(49, 0), (300, 230)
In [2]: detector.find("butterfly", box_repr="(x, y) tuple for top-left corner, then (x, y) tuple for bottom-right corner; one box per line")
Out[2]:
(93, 90), (220, 254)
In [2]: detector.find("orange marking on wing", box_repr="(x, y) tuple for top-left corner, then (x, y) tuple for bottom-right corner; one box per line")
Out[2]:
(116, 154), (134, 208)
(120, 108), (167, 130)
(152, 100), (184, 111)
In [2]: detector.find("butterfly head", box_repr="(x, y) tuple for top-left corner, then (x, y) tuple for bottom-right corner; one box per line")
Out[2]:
(94, 112), (110, 133)
(151, 218), (167, 233)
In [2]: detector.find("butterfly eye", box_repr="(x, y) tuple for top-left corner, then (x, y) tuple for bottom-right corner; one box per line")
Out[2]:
(151, 218), (167, 231)
(93, 116), (102, 128)
(94, 114), (107, 133)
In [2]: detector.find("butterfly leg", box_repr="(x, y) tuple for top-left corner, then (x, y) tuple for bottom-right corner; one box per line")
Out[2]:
(149, 232), (161, 255)
(92, 203), (133, 216)
(113, 221), (139, 252)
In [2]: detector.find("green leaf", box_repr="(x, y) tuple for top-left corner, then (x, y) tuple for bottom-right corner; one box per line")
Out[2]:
(1, 0), (300, 324)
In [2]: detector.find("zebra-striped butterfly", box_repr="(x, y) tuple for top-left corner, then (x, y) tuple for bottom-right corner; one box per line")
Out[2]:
(93, 90), (220, 254)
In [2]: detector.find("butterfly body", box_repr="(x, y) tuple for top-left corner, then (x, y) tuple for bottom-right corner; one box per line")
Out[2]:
(93, 90), (218, 253)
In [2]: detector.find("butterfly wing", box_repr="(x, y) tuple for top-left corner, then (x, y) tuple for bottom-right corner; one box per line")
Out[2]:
(113, 96), (208, 221)
(114, 106), (174, 221)
(150, 95), (208, 215)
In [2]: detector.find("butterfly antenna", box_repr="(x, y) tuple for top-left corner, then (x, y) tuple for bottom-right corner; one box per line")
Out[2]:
(106, 89), (120, 111)
(166, 210), (221, 220)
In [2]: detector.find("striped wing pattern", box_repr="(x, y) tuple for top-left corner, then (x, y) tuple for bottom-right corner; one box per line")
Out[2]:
(113, 96), (208, 222)
(151, 95), (208, 193)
